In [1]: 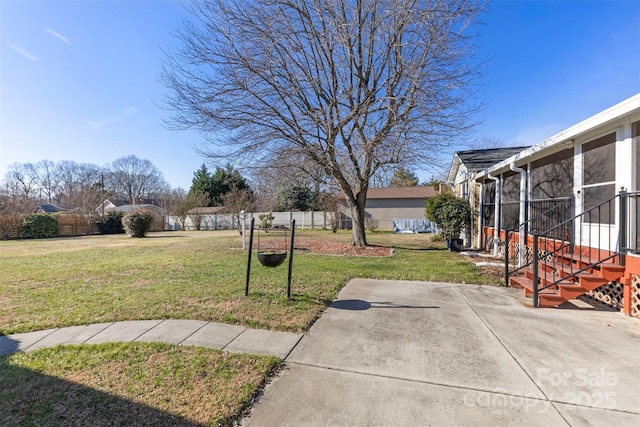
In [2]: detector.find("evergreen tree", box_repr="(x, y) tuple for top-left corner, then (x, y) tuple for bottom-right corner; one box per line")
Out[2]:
(390, 167), (419, 187)
(210, 164), (251, 206)
(190, 164), (213, 206)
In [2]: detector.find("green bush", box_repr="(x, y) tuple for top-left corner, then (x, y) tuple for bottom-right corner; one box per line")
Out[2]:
(258, 212), (274, 229)
(122, 210), (153, 238)
(22, 214), (58, 239)
(425, 193), (471, 240)
(98, 211), (125, 234)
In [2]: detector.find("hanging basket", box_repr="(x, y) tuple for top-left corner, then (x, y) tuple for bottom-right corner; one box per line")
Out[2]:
(257, 251), (288, 268)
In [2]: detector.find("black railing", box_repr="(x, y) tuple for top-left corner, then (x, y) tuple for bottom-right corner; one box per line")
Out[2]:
(529, 190), (637, 307)
(503, 197), (573, 286)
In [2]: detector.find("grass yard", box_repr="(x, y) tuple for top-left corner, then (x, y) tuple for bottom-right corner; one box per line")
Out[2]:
(0, 230), (499, 335)
(1, 229), (501, 425)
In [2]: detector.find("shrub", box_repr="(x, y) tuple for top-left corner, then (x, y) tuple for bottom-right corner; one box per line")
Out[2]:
(98, 211), (125, 234)
(0, 214), (24, 239)
(364, 218), (379, 232)
(22, 214), (58, 239)
(258, 212), (274, 229)
(425, 194), (471, 240)
(122, 209), (153, 238)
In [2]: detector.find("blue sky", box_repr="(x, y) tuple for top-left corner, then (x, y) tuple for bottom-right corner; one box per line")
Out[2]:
(1, 0), (639, 190)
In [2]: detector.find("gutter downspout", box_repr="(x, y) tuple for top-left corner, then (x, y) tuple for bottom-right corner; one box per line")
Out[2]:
(487, 172), (501, 256)
(510, 163), (527, 267)
(475, 181), (483, 249)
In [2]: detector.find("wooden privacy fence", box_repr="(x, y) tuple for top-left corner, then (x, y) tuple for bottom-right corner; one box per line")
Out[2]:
(55, 214), (100, 236)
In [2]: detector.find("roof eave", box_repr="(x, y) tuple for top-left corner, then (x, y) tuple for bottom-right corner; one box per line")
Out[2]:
(475, 93), (640, 180)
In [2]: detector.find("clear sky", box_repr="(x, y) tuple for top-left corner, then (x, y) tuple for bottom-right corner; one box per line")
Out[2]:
(1, 0), (639, 190)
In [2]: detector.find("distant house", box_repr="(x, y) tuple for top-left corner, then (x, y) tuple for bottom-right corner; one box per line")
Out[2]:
(96, 199), (128, 215)
(447, 146), (530, 200)
(96, 198), (159, 216)
(338, 186), (441, 232)
(33, 204), (69, 214)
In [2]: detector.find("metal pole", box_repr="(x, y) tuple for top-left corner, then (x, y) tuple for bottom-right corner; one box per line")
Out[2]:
(504, 229), (510, 287)
(619, 189), (627, 266)
(286, 219), (295, 300)
(245, 217), (255, 297)
(241, 210), (246, 250)
(532, 235), (539, 308)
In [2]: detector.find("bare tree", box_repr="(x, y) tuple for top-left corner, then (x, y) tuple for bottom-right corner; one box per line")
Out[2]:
(163, 0), (485, 246)
(108, 155), (169, 202)
(0, 185), (33, 238)
(54, 161), (105, 210)
(33, 160), (61, 203)
(221, 186), (256, 234)
(4, 163), (39, 201)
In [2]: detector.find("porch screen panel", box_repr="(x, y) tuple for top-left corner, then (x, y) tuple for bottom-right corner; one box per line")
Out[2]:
(582, 132), (616, 224)
(482, 180), (495, 227)
(634, 121), (640, 191)
(501, 172), (520, 230)
(634, 121), (639, 252)
(531, 148), (573, 199)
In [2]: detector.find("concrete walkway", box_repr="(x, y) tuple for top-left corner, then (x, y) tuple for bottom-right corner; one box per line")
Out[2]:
(241, 279), (640, 426)
(0, 320), (303, 359)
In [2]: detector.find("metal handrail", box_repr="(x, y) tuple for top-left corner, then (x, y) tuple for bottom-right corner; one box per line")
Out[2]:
(503, 197), (573, 286)
(530, 191), (625, 307)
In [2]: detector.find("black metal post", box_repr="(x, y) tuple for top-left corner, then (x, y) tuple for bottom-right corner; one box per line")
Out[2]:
(286, 219), (295, 300)
(504, 229), (510, 287)
(619, 189), (627, 266)
(532, 235), (539, 308)
(245, 217), (255, 297)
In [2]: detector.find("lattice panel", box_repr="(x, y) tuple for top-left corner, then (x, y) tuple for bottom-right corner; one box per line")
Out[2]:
(507, 241), (545, 266)
(483, 235), (494, 253)
(586, 281), (624, 310)
(631, 274), (640, 318)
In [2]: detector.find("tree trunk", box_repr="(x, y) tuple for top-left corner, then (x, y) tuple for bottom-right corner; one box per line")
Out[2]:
(346, 191), (368, 247)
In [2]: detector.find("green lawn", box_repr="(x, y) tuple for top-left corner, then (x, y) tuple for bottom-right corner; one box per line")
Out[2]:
(0, 230), (500, 425)
(0, 230), (497, 335)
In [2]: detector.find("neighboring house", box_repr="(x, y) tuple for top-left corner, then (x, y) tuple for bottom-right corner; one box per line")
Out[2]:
(447, 146), (530, 199)
(454, 93), (640, 316)
(33, 204), (69, 214)
(447, 146), (530, 247)
(96, 198), (159, 216)
(112, 204), (162, 214)
(96, 199), (128, 215)
(338, 186), (440, 232)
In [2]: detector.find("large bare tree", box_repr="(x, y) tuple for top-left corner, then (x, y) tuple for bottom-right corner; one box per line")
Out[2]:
(163, 0), (485, 245)
(107, 155), (169, 202)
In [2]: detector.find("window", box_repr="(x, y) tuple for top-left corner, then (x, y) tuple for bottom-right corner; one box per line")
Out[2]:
(582, 132), (616, 224)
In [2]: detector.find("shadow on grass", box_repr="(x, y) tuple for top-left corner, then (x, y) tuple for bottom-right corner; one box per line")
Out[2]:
(0, 338), (203, 426)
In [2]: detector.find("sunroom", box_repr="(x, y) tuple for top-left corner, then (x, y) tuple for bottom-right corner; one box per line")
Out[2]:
(473, 94), (640, 315)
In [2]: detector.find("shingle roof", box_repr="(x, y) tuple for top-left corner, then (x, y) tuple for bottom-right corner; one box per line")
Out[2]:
(455, 147), (530, 171)
(35, 204), (68, 214)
